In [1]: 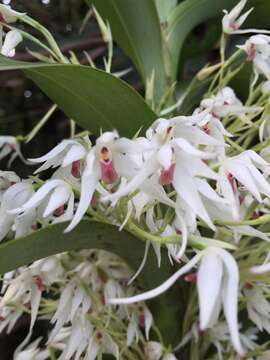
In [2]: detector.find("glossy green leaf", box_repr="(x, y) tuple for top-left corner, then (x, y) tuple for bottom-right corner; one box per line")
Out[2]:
(0, 56), (156, 136)
(0, 220), (181, 345)
(86, 0), (168, 103)
(167, 0), (236, 79)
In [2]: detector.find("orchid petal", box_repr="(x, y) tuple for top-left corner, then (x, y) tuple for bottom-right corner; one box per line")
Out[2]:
(43, 185), (71, 218)
(157, 144), (172, 170)
(174, 138), (215, 159)
(250, 261), (270, 274)
(62, 144), (86, 167)
(216, 248), (245, 356)
(65, 169), (99, 232)
(197, 249), (223, 330)
(108, 253), (203, 304)
(128, 241), (150, 285)
(173, 167), (215, 229)
(9, 180), (64, 214)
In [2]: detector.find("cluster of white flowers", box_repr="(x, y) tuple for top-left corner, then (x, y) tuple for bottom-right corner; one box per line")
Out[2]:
(0, 250), (173, 360)
(2, 0), (270, 359)
(2, 82), (270, 357)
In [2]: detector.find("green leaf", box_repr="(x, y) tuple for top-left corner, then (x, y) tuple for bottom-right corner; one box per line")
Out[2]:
(154, 0), (177, 22)
(87, 0), (168, 103)
(167, 0), (236, 79)
(0, 56), (156, 137)
(0, 220), (181, 345)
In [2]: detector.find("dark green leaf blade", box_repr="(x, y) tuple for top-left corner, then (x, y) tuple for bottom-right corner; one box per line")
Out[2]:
(87, 0), (168, 102)
(0, 57), (156, 136)
(0, 220), (181, 345)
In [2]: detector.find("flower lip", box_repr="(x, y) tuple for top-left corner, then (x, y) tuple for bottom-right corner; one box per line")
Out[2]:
(100, 159), (118, 184)
(159, 163), (176, 186)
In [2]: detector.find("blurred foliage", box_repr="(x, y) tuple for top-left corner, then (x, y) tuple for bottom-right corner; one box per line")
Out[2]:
(0, 0), (138, 178)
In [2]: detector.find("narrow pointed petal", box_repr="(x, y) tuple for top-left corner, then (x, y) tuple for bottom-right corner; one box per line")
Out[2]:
(216, 248), (245, 356)
(248, 165), (270, 197)
(226, 0), (247, 22)
(108, 253), (203, 304)
(197, 250), (223, 330)
(64, 168), (99, 232)
(232, 225), (269, 242)
(128, 241), (150, 285)
(29, 140), (76, 163)
(173, 168), (215, 229)
(62, 144), (86, 167)
(235, 8), (254, 28)
(195, 178), (227, 204)
(250, 261), (270, 274)
(43, 185), (71, 218)
(9, 180), (64, 214)
(174, 138), (215, 159)
(174, 125), (220, 146)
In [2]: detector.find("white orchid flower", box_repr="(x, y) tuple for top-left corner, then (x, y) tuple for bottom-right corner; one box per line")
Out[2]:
(0, 4), (25, 23)
(244, 285), (270, 333)
(222, 0), (253, 34)
(222, 0), (270, 35)
(65, 131), (140, 232)
(200, 87), (262, 125)
(0, 181), (35, 241)
(55, 314), (93, 360)
(102, 119), (219, 229)
(29, 137), (90, 177)
(85, 332), (119, 360)
(1, 29), (22, 57)
(14, 338), (49, 360)
(0, 135), (27, 165)
(30, 256), (64, 285)
(0, 170), (20, 189)
(10, 179), (74, 223)
(218, 151), (270, 219)
(1, 269), (43, 352)
(0, 170), (20, 203)
(48, 282), (91, 341)
(239, 35), (270, 84)
(108, 246), (245, 356)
